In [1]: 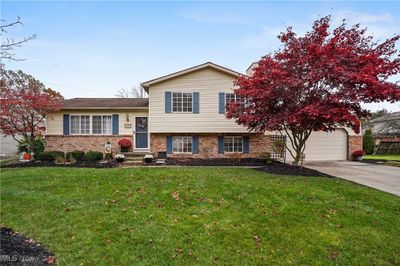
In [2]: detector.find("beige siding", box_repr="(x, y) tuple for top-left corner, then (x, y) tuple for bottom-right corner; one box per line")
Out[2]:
(149, 67), (248, 133)
(46, 109), (148, 135)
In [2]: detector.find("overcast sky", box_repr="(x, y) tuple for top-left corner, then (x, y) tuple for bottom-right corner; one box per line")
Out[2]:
(2, 1), (400, 112)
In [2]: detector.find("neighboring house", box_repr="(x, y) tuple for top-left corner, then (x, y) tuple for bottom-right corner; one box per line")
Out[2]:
(44, 62), (362, 161)
(367, 111), (400, 141)
(0, 135), (20, 156)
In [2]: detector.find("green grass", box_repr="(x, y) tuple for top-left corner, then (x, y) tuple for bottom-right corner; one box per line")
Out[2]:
(1, 167), (399, 265)
(363, 154), (400, 161)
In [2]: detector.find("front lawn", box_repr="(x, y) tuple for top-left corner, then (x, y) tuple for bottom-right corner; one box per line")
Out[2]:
(363, 154), (400, 161)
(1, 167), (399, 265)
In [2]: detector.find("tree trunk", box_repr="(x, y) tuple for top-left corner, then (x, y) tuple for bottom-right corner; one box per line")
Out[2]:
(283, 126), (312, 166)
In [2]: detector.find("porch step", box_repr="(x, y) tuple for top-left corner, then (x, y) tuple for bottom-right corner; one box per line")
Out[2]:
(121, 152), (149, 158)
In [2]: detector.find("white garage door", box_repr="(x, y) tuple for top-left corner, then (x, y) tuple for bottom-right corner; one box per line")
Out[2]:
(285, 129), (348, 161)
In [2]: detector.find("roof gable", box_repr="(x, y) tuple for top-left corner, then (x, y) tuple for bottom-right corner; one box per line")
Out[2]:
(141, 62), (242, 90)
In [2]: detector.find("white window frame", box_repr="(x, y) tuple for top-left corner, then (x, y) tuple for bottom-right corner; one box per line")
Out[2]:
(224, 136), (243, 153)
(70, 115), (112, 135)
(172, 92), (193, 113)
(225, 93), (247, 112)
(172, 136), (193, 153)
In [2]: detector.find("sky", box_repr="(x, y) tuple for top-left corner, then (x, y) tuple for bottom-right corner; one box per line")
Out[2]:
(2, 0), (400, 112)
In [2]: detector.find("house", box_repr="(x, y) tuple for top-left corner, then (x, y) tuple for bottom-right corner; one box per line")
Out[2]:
(366, 111), (400, 142)
(44, 62), (362, 161)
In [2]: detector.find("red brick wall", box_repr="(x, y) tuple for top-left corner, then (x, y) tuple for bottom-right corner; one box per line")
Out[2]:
(150, 133), (270, 158)
(348, 135), (363, 160)
(44, 135), (133, 154)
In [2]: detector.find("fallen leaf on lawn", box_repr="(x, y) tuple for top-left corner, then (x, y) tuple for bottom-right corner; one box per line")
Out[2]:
(47, 256), (56, 264)
(172, 191), (180, 201)
(175, 248), (183, 253)
(253, 235), (261, 247)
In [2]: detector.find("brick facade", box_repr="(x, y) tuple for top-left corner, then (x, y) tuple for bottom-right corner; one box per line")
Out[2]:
(150, 133), (271, 158)
(348, 135), (363, 160)
(44, 135), (133, 154)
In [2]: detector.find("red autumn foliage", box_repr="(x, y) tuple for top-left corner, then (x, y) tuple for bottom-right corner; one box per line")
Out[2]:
(227, 16), (400, 165)
(0, 68), (63, 151)
(118, 138), (132, 148)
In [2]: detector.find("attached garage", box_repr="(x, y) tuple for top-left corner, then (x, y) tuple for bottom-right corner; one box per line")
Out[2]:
(273, 128), (349, 161)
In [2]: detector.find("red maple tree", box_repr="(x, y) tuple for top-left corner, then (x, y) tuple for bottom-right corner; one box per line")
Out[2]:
(0, 68), (63, 155)
(227, 16), (400, 165)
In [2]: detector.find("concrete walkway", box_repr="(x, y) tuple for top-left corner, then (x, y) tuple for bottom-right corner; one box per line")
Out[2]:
(305, 161), (400, 196)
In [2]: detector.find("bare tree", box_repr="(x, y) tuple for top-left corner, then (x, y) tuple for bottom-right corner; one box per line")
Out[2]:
(115, 84), (148, 98)
(1, 17), (36, 62)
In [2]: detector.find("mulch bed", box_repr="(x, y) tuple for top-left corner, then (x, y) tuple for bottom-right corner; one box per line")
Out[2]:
(1, 160), (120, 169)
(256, 163), (334, 177)
(166, 158), (333, 177)
(0, 227), (55, 265)
(166, 157), (269, 166)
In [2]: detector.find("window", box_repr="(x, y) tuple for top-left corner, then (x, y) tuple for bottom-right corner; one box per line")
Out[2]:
(173, 92), (192, 112)
(70, 116), (80, 134)
(271, 135), (286, 161)
(92, 116), (102, 134)
(103, 116), (112, 135)
(92, 115), (112, 135)
(224, 136), (243, 153)
(70, 115), (112, 135)
(225, 93), (245, 111)
(70, 115), (90, 134)
(173, 136), (192, 153)
(80, 116), (90, 134)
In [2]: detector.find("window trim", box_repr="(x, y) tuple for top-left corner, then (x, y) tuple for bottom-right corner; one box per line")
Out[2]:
(172, 92), (193, 113)
(69, 115), (113, 135)
(223, 136), (243, 153)
(225, 93), (247, 112)
(172, 136), (193, 153)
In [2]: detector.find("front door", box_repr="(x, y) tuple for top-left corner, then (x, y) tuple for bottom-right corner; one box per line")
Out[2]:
(135, 117), (148, 149)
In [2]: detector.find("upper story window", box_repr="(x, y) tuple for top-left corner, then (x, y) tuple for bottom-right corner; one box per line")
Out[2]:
(224, 136), (243, 153)
(225, 93), (245, 111)
(173, 136), (192, 153)
(173, 92), (192, 112)
(70, 115), (90, 135)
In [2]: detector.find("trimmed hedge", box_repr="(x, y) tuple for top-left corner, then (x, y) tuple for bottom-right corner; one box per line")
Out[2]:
(66, 150), (85, 161)
(37, 151), (65, 162)
(83, 151), (103, 161)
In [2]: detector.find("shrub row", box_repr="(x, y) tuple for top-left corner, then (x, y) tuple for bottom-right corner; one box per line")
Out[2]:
(37, 150), (103, 162)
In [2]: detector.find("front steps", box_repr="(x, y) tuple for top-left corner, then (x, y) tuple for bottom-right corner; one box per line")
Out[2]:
(121, 152), (146, 165)
(120, 152), (166, 166)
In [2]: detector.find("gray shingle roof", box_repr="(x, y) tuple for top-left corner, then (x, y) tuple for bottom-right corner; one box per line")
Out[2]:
(62, 98), (149, 109)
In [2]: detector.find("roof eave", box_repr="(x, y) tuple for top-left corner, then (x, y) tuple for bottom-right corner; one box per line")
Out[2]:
(61, 107), (149, 110)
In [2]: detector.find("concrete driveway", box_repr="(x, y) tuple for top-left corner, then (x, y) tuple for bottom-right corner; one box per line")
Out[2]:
(305, 161), (400, 196)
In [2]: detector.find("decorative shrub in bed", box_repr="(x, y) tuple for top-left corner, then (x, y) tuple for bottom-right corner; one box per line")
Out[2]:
(83, 151), (103, 161)
(37, 151), (65, 162)
(352, 150), (365, 161)
(118, 138), (132, 152)
(66, 150), (85, 161)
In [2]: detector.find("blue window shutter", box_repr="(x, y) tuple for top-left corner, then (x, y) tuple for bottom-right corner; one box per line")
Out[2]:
(219, 92), (225, 114)
(218, 136), (224, 154)
(165, 91), (172, 113)
(193, 92), (199, 114)
(243, 136), (249, 154)
(112, 114), (119, 135)
(192, 136), (199, 154)
(63, 114), (70, 135)
(166, 136), (173, 154)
